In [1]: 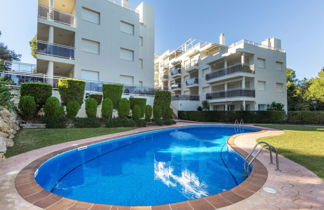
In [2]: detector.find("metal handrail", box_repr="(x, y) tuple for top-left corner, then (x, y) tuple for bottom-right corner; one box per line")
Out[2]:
(244, 141), (280, 176)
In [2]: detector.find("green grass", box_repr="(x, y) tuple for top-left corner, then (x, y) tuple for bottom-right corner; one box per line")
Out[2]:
(6, 127), (135, 157)
(257, 124), (324, 179)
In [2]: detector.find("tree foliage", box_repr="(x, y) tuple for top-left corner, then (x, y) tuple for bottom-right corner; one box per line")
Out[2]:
(0, 31), (21, 71)
(29, 36), (37, 58)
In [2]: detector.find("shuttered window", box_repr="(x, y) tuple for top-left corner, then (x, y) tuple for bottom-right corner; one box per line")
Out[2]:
(82, 7), (100, 24)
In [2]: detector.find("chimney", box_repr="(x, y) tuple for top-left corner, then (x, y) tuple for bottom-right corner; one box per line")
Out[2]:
(219, 33), (225, 45)
(122, 0), (129, 8)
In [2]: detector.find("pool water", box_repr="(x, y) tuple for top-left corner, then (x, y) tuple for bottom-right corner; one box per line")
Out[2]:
(35, 126), (259, 206)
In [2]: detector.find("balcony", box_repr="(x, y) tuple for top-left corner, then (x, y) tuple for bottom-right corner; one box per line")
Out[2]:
(171, 83), (181, 90)
(185, 63), (199, 72)
(206, 89), (255, 100)
(162, 75), (169, 80)
(185, 78), (199, 87)
(37, 41), (75, 59)
(172, 95), (200, 101)
(206, 64), (253, 81)
(171, 69), (181, 77)
(38, 5), (75, 27)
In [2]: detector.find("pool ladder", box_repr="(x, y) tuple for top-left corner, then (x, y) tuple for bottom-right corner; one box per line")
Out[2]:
(244, 141), (280, 177)
(234, 119), (244, 133)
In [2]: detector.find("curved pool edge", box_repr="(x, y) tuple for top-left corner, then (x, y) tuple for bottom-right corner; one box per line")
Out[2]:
(15, 124), (270, 209)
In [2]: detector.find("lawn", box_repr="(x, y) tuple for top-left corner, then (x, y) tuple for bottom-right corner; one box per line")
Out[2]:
(6, 127), (135, 158)
(257, 124), (324, 179)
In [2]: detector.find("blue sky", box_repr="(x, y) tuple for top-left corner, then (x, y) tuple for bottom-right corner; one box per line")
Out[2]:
(0, 0), (323, 79)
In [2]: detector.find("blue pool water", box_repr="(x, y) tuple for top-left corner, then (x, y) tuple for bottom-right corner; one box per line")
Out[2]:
(35, 126), (260, 206)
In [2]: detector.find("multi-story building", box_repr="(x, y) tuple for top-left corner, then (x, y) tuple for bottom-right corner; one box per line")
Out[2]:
(36, 0), (154, 87)
(155, 34), (288, 112)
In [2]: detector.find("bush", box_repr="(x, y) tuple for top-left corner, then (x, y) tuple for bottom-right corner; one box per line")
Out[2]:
(118, 98), (130, 119)
(287, 111), (324, 124)
(106, 118), (136, 128)
(20, 82), (52, 110)
(163, 119), (176, 125)
(58, 79), (85, 106)
(0, 82), (14, 110)
(89, 94), (103, 105)
(18, 96), (36, 120)
(130, 98), (147, 118)
(267, 102), (284, 111)
(136, 119), (147, 127)
(154, 90), (171, 118)
(74, 118), (101, 128)
(132, 104), (141, 121)
(45, 117), (66, 128)
(44, 97), (64, 119)
(154, 118), (164, 126)
(178, 111), (286, 123)
(145, 105), (153, 121)
(153, 105), (162, 120)
(101, 98), (113, 119)
(66, 100), (80, 118)
(85, 98), (98, 118)
(103, 84), (123, 109)
(163, 107), (173, 120)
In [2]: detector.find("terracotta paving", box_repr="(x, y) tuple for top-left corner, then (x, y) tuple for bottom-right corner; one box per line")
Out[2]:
(0, 123), (323, 209)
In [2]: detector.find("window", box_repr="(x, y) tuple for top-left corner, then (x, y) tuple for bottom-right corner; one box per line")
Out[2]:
(120, 21), (134, 35)
(82, 7), (100, 24)
(228, 105), (235, 111)
(257, 81), (266, 91)
(81, 39), (100, 54)
(258, 104), (267, 111)
(257, 58), (266, 69)
(276, 82), (284, 92)
(120, 48), (134, 61)
(140, 36), (143, 46)
(120, 75), (134, 86)
(139, 59), (143, 69)
(81, 70), (99, 81)
(276, 61), (283, 71)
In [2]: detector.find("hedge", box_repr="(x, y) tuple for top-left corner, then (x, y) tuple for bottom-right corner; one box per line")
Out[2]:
(287, 111), (324, 124)
(44, 97), (64, 119)
(20, 82), (52, 109)
(154, 91), (171, 118)
(101, 98), (113, 119)
(130, 98), (147, 118)
(145, 105), (152, 121)
(153, 105), (162, 120)
(132, 104), (141, 121)
(85, 98), (98, 118)
(89, 94), (103, 105)
(58, 79), (85, 106)
(18, 96), (36, 120)
(118, 98), (130, 119)
(66, 100), (80, 118)
(178, 111), (286, 123)
(103, 84), (123, 109)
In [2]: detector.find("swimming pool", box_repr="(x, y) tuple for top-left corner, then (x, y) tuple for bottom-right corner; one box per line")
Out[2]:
(35, 125), (260, 206)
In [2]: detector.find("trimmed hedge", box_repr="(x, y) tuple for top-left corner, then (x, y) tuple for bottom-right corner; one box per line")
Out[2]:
(153, 105), (162, 120)
(85, 98), (98, 118)
(106, 118), (136, 128)
(130, 98), (147, 118)
(20, 82), (52, 109)
(287, 111), (324, 124)
(66, 100), (80, 119)
(154, 90), (171, 118)
(44, 97), (64, 119)
(103, 84), (123, 109)
(89, 94), (103, 105)
(178, 111), (286, 123)
(74, 118), (101, 128)
(101, 98), (113, 119)
(145, 105), (152, 121)
(18, 96), (36, 120)
(58, 79), (85, 106)
(132, 104), (141, 121)
(118, 98), (130, 119)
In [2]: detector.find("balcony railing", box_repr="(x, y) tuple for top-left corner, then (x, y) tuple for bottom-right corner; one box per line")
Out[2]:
(185, 63), (199, 72)
(186, 78), (199, 86)
(37, 41), (75, 59)
(172, 95), (200, 101)
(3, 61), (36, 73)
(0, 72), (157, 96)
(171, 69), (181, 76)
(206, 89), (255, 100)
(171, 83), (181, 90)
(38, 5), (75, 27)
(206, 64), (253, 81)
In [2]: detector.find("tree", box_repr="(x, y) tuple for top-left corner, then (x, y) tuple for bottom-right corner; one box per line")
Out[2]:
(29, 36), (37, 58)
(286, 68), (309, 110)
(305, 70), (324, 110)
(267, 102), (284, 111)
(0, 31), (21, 71)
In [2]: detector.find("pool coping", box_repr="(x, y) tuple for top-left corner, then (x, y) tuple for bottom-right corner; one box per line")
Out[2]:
(14, 124), (270, 210)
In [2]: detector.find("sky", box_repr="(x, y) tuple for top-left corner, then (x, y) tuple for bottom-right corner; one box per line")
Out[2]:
(0, 0), (323, 79)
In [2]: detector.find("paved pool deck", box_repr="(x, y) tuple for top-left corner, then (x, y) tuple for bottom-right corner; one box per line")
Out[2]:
(0, 123), (323, 209)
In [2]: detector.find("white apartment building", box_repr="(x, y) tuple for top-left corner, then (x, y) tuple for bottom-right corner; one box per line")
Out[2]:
(36, 0), (154, 87)
(155, 34), (288, 112)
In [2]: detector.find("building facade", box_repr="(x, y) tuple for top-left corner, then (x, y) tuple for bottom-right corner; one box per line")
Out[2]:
(36, 0), (154, 87)
(155, 35), (288, 112)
